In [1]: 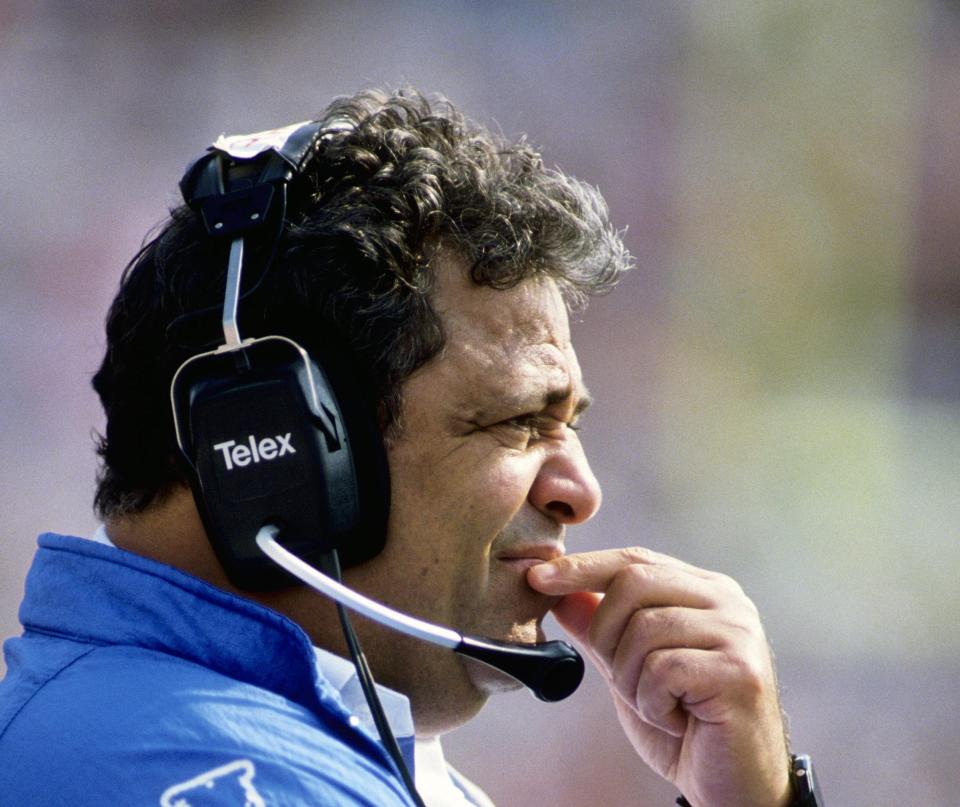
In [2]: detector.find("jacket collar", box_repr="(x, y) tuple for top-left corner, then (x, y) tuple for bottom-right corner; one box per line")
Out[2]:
(22, 533), (338, 715)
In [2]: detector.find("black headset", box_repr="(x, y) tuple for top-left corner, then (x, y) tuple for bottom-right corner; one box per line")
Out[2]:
(168, 121), (583, 712)
(171, 121), (389, 589)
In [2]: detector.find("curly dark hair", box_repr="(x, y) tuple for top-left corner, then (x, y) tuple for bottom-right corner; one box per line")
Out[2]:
(92, 89), (632, 517)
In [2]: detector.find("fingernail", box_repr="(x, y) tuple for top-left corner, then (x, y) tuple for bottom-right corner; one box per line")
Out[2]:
(529, 563), (556, 583)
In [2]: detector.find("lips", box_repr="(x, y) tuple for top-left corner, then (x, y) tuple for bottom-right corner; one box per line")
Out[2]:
(496, 544), (564, 571)
(488, 546), (564, 637)
(497, 557), (550, 573)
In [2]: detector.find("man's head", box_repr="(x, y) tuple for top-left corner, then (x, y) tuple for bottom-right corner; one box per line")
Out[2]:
(92, 88), (631, 732)
(93, 88), (629, 518)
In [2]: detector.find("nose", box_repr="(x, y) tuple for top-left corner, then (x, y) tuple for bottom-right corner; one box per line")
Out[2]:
(528, 432), (602, 525)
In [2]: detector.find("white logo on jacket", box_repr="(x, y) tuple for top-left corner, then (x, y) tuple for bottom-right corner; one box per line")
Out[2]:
(159, 759), (265, 807)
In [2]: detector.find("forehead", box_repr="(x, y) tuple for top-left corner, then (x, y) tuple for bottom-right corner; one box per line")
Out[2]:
(425, 257), (583, 409)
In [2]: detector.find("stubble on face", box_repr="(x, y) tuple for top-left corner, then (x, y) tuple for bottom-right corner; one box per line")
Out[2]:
(341, 255), (591, 734)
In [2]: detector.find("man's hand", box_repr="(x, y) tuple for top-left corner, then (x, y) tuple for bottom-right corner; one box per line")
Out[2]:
(527, 548), (792, 807)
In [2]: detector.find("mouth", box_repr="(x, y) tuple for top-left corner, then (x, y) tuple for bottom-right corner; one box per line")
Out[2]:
(497, 557), (551, 573)
(485, 542), (565, 633)
(495, 543), (564, 573)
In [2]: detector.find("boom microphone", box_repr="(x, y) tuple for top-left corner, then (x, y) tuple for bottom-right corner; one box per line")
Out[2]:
(256, 526), (584, 702)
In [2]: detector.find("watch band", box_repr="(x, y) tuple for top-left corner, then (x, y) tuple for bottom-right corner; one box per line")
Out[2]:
(675, 753), (824, 807)
(790, 754), (823, 806)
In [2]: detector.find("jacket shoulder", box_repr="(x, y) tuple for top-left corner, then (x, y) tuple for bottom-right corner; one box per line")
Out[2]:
(0, 642), (411, 806)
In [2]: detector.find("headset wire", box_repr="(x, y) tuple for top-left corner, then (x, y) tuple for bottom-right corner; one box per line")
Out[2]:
(323, 551), (427, 807)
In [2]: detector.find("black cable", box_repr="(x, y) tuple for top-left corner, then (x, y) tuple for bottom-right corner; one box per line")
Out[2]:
(323, 551), (427, 807)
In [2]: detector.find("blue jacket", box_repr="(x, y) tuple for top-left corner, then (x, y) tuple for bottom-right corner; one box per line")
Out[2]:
(0, 533), (416, 806)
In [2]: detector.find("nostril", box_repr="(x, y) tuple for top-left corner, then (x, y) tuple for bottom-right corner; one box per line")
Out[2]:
(545, 501), (575, 520)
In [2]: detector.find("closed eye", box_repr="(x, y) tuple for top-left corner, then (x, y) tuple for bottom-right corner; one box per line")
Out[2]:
(503, 414), (581, 444)
(505, 414), (542, 432)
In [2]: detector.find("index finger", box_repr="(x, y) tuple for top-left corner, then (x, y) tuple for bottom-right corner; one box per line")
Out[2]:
(527, 546), (712, 595)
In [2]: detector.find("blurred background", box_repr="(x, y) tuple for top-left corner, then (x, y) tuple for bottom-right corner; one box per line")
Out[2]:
(1, 1), (958, 804)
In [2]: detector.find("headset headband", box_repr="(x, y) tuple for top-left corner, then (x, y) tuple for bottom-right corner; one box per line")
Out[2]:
(180, 121), (321, 241)
(169, 119), (388, 588)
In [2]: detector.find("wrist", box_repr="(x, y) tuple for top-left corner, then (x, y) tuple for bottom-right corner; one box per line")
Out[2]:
(675, 754), (824, 807)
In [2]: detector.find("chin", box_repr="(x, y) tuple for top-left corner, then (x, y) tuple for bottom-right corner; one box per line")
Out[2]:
(459, 618), (546, 696)
(462, 656), (526, 695)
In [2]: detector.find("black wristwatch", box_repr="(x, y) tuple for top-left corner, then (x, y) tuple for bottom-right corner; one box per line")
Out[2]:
(675, 754), (824, 806)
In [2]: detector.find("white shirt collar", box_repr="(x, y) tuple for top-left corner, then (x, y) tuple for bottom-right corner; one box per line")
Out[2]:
(314, 641), (492, 806)
(312, 644), (415, 740)
(92, 524), (114, 546)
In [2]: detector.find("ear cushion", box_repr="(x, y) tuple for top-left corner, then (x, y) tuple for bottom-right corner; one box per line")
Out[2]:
(306, 342), (390, 568)
(171, 336), (389, 589)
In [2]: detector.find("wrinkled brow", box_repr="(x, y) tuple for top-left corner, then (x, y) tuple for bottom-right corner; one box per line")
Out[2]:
(543, 385), (592, 416)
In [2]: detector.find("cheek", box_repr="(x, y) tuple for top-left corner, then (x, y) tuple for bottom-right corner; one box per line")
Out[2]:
(443, 455), (538, 547)
(383, 443), (540, 592)
(485, 460), (535, 511)
(391, 438), (535, 523)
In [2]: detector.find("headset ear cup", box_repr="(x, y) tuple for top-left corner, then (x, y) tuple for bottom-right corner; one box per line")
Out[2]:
(308, 345), (389, 568)
(171, 336), (386, 589)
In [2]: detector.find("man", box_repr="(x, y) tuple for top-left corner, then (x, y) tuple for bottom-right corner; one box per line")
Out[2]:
(0, 90), (810, 806)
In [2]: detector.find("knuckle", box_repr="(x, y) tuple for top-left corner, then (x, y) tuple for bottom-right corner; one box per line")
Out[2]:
(636, 692), (664, 725)
(551, 554), (578, 575)
(632, 606), (674, 640)
(629, 606), (657, 633)
(729, 652), (772, 700)
(714, 572), (745, 597)
(622, 608), (658, 650)
(616, 562), (654, 590)
(645, 648), (690, 688)
(728, 597), (763, 633)
(621, 546), (656, 565)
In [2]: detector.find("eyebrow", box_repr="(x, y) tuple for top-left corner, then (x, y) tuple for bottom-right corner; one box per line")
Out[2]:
(544, 385), (593, 417)
(469, 383), (593, 426)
